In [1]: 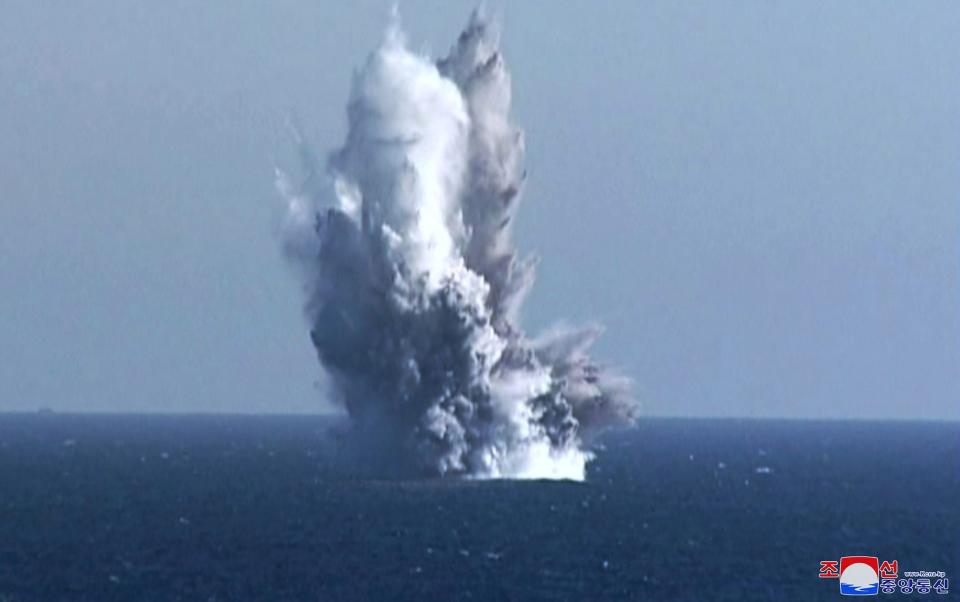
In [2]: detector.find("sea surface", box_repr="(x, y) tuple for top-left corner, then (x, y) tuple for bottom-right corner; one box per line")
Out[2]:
(0, 414), (956, 601)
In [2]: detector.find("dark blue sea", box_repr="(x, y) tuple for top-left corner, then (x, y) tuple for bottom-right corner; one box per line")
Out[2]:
(0, 414), (956, 601)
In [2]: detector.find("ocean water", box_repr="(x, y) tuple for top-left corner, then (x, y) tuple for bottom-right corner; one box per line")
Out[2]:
(0, 414), (955, 601)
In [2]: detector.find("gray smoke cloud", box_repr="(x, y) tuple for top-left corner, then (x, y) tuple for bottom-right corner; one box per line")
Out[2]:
(276, 11), (637, 479)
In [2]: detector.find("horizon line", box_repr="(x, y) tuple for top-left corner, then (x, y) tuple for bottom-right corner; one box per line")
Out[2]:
(1, 409), (956, 424)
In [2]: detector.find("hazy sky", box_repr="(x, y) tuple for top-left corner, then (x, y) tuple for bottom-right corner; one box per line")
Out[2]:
(1, 1), (957, 419)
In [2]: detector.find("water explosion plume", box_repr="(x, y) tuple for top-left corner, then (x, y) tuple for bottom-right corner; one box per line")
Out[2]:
(277, 11), (637, 480)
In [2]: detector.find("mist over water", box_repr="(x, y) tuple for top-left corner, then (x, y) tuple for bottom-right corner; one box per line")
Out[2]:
(277, 11), (637, 479)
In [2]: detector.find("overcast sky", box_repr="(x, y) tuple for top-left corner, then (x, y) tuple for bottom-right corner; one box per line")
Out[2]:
(1, 1), (957, 419)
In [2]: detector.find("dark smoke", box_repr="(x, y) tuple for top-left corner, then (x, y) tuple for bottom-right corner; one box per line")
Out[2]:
(276, 11), (637, 479)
